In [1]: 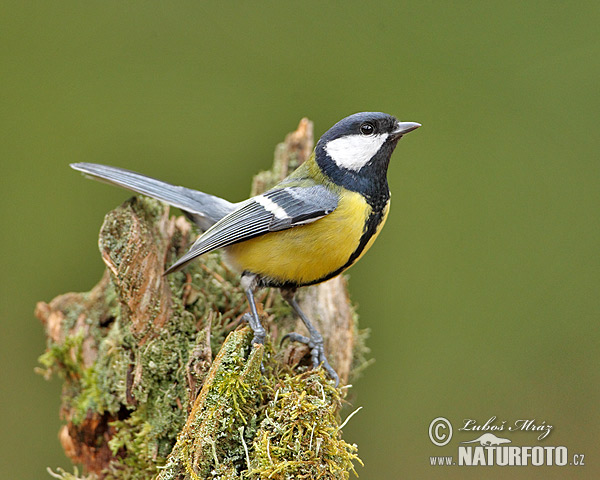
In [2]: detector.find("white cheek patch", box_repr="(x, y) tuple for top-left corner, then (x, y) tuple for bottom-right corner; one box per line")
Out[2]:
(324, 133), (388, 171)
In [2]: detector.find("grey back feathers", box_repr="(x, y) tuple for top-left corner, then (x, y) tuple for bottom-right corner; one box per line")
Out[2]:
(70, 163), (237, 230)
(164, 185), (338, 273)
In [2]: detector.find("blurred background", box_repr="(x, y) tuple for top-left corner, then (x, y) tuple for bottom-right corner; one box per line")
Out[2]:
(1, 1), (598, 478)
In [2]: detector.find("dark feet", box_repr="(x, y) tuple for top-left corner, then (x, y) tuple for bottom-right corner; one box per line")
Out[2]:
(242, 313), (266, 373)
(242, 312), (266, 346)
(282, 331), (339, 386)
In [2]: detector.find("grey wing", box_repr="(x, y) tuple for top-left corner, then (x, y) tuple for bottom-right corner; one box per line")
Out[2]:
(70, 162), (237, 230)
(164, 185), (339, 274)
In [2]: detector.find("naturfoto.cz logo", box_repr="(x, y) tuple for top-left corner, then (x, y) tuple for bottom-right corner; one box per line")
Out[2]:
(428, 417), (585, 467)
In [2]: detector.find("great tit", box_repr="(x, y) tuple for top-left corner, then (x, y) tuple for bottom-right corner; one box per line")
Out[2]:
(71, 112), (420, 385)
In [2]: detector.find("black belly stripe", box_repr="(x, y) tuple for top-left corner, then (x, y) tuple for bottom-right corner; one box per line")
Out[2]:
(262, 197), (389, 289)
(303, 203), (387, 286)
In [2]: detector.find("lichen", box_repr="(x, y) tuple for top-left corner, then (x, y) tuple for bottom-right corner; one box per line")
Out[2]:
(47, 467), (98, 480)
(155, 328), (361, 480)
(249, 370), (362, 480)
(37, 230), (303, 479)
(38, 119), (368, 479)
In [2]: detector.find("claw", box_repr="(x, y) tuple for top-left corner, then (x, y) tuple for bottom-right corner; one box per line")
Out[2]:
(242, 313), (266, 345)
(281, 290), (341, 386)
(321, 357), (339, 387)
(242, 313), (266, 373)
(310, 348), (319, 368)
(281, 329), (340, 386)
(281, 332), (310, 346)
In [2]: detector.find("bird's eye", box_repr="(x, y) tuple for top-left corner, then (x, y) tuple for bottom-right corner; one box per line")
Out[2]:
(360, 122), (375, 136)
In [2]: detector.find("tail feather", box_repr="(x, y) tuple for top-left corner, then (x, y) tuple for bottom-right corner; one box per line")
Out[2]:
(70, 162), (236, 230)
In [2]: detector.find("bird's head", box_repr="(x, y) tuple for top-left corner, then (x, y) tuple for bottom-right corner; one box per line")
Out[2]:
(315, 112), (420, 193)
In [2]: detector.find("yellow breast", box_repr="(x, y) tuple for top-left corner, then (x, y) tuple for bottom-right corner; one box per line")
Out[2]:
(225, 190), (389, 286)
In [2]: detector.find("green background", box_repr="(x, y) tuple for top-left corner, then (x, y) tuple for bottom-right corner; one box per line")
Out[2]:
(2, 1), (598, 478)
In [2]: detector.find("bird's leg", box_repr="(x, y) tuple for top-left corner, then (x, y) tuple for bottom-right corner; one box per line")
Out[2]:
(243, 287), (266, 345)
(281, 289), (340, 386)
(241, 273), (266, 345)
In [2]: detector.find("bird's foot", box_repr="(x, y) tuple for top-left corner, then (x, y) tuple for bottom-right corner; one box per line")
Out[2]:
(242, 313), (266, 373)
(242, 313), (266, 346)
(281, 331), (339, 386)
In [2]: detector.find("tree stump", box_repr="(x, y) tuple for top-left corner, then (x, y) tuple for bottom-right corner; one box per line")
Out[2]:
(37, 119), (368, 479)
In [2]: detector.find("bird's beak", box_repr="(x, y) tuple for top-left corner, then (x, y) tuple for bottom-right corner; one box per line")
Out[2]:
(391, 121), (421, 139)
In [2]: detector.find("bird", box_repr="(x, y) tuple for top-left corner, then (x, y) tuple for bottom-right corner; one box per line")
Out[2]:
(71, 112), (420, 385)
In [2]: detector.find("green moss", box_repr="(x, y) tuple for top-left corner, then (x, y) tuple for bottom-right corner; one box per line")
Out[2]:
(40, 191), (366, 479)
(104, 409), (164, 480)
(249, 370), (362, 480)
(155, 328), (362, 479)
(130, 195), (167, 227)
(38, 331), (85, 380)
(156, 328), (265, 480)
